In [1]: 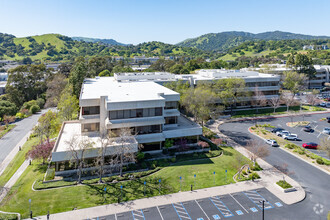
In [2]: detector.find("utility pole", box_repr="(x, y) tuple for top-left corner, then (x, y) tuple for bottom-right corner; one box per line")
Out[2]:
(259, 200), (265, 220)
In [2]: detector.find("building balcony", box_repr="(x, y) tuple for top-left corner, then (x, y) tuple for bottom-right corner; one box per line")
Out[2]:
(79, 114), (100, 124)
(164, 109), (180, 117)
(106, 116), (165, 129)
(245, 86), (280, 91)
(163, 115), (202, 139)
(135, 133), (165, 144)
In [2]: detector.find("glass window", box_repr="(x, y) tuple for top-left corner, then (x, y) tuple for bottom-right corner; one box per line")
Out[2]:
(149, 108), (155, 116)
(130, 109), (136, 118)
(117, 110), (124, 119)
(124, 110), (130, 119)
(82, 123), (99, 132)
(155, 107), (162, 116)
(82, 106), (100, 115)
(109, 111), (117, 119)
(143, 108), (149, 117)
(136, 109), (143, 117)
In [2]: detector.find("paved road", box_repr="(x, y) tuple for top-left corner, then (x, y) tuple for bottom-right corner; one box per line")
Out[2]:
(219, 113), (330, 219)
(0, 109), (48, 163)
(90, 188), (292, 220)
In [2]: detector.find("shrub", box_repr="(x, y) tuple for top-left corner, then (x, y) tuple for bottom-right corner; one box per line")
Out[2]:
(150, 164), (156, 169)
(136, 152), (145, 162)
(203, 126), (216, 139)
(45, 168), (55, 181)
(276, 180), (292, 189)
(36, 98), (45, 108)
(193, 153), (199, 158)
(144, 153), (152, 160)
(140, 162), (147, 169)
(316, 158), (325, 165)
(30, 105), (40, 114)
(249, 172), (260, 180)
(164, 139), (174, 148)
(251, 162), (263, 171)
(170, 157), (176, 163)
(242, 170), (247, 175)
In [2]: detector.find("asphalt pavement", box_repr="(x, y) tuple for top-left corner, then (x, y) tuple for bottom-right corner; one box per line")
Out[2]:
(219, 113), (330, 219)
(0, 109), (48, 163)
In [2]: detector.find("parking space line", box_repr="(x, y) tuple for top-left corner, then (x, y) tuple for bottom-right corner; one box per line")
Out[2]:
(172, 203), (192, 220)
(115, 213), (117, 220)
(132, 209), (145, 220)
(243, 191), (273, 210)
(195, 200), (210, 220)
(156, 206), (164, 220)
(209, 197), (234, 218)
(229, 194), (248, 213)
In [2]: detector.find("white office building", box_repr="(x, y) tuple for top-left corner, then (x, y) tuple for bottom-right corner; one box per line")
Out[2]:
(52, 77), (202, 171)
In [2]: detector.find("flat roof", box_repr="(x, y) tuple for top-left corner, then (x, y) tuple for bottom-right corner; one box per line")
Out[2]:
(80, 77), (179, 102)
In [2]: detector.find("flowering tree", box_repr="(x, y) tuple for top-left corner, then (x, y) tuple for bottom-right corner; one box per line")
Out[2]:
(198, 141), (209, 149)
(26, 140), (55, 164)
(211, 138), (224, 146)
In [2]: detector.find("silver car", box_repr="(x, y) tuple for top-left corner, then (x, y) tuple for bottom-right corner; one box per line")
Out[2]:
(265, 139), (279, 147)
(322, 127), (330, 135)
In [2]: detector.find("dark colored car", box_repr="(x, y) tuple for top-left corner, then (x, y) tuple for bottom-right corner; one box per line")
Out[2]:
(303, 125), (313, 132)
(302, 142), (318, 149)
(327, 117), (330, 123)
(271, 128), (284, 133)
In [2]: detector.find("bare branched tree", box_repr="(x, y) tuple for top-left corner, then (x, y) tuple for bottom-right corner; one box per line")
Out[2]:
(67, 136), (94, 184)
(306, 89), (320, 110)
(281, 92), (295, 112)
(246, 139), (269, 166)
(274, 163), (294, 182)
(251, 87), (267, 113)
(269, 96), (281, 113)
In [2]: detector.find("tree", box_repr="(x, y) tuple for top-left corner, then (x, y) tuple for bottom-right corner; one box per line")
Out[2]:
(246, 139), (269, 166)
(2, 115), (15, 128)
(98, 69), (111, 77)
(33, 110), (59, 143)
(181, 85), (222, 127)
(0, 100), (17, 118)
(281, 91), (295, 112)
(319, 137), (330, 158)
(67, 136), (94, 184)
(274, 163), (294, 182)
(21, 57), (32, 65)
(112, 128), (137, 176)
(306, 89), (320, 109)
(57, 86), (79, 121)
(69, 57), (88, 98)
(26, 140), (55, 164)
(57, 63), (72, 77)
(269, 96), (281, 113)
(45, 74), (68, 108)
(6, 64), (51, 107)
(282, 71), (308, 96)
(294, 53), (316, 78)
(251, 87), (267, 113)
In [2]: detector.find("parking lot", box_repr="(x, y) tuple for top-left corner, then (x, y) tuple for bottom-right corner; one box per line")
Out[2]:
(270, 114), (330, 159)
(88, 188), (286, 220)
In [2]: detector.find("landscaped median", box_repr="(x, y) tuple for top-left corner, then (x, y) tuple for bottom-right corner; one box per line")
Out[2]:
(0, 146), (252, 218)
(249, 125), (330, 173)
(0, 124), (16, 139)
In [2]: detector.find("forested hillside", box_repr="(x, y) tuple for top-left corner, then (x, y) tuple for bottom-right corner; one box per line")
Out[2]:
(177, 31), (330, 51)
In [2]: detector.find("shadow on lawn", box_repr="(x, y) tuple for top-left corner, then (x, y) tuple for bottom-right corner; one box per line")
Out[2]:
(85, 176), (173, 205)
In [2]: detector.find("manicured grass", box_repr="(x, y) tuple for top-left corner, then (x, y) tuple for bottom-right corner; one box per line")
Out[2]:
(0, 137), (39, 187)
(231, 105), (325, 118)
(0, 147), (250, 218)
(0, 213), (18, 220)
(276, 180), (292, 189)
(0, 125), (16, 139)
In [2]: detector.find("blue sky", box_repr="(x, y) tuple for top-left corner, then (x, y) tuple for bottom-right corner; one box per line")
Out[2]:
(0, 0), (329, 45)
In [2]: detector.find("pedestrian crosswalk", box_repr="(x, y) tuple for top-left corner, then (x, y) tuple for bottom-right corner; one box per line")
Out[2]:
(243, 190), (273, 210)
(209, 196), (234, 217)
(172, 202), (192, 220)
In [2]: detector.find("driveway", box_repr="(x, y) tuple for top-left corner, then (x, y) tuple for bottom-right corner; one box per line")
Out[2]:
(219, 113), (330, 219)
(0, 109), (49, 163)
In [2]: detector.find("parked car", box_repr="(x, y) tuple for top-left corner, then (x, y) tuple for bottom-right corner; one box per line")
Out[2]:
(303, 125), (313, 132)
(327, 117), (330, 123)
(322, 127), (330, 134)
(283, 134), (298, 141)
(265, 139), (279, 147)
(271, 128), (284, 133)
(326, 102), (330, 108)
(276, 130), (290, 137)
(302, 142), (318, 149)
(319, 102), (326, 107)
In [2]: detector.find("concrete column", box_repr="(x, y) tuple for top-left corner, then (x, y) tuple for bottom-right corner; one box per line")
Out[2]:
(99, 96), (108, 134)
(55, 162), (59, 171)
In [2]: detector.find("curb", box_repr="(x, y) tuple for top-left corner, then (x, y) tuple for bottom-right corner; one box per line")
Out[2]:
(248, 127), (330, 176)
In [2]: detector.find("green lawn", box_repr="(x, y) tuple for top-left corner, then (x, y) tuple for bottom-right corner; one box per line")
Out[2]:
(231, 105), (325, 118)
(0, 147), (250, 218)
(0, 125), (16, 139)
(0, 137), (39, 187)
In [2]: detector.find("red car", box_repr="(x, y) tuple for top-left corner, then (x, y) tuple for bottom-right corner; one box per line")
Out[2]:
(302, 142), (318, 149)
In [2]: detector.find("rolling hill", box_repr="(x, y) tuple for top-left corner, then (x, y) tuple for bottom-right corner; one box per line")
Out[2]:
(176, 31), (330, 51)
(71, 36), (126, 46)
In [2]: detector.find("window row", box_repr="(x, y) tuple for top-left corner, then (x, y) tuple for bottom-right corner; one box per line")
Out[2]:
(109, 107), (162, 120)
(246, 81), (278, 87)
(82, 106), (100, 115)
(82, 123), (100, 132)
(165, 101), (178, 109)
(110, 124), (162, 136)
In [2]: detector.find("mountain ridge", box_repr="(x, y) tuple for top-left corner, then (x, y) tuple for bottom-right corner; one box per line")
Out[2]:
(71, 36), (126, 46)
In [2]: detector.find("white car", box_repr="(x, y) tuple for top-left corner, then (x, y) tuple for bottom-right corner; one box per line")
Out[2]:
(276, 130), (290, 137)
(265, 139), (279, 147)
(322, 127), (330, 135)
(283, 134), (298, 141)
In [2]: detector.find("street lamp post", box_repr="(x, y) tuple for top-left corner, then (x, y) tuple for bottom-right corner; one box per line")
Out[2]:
(259, 200), (265, 220)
